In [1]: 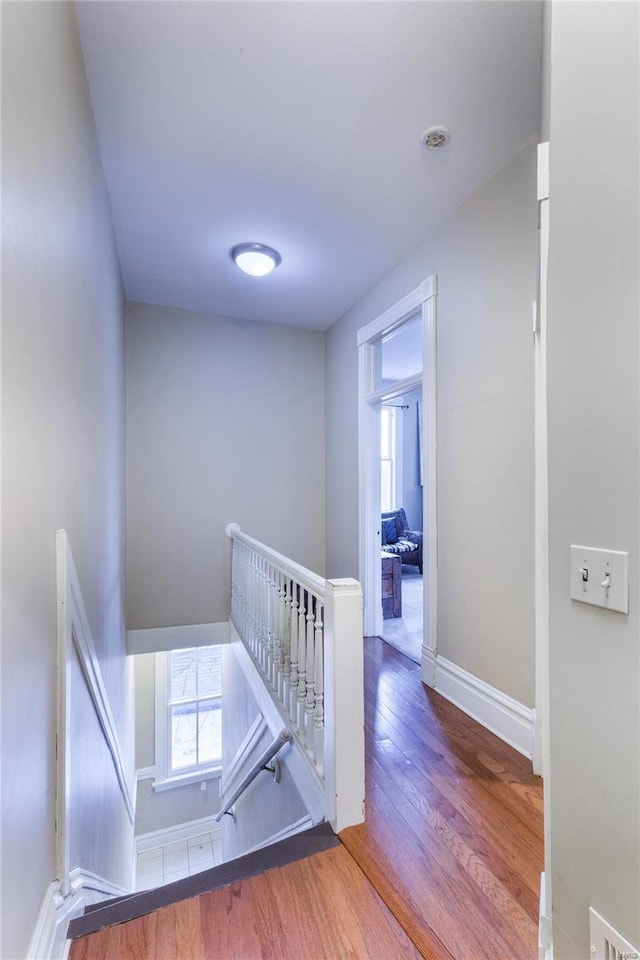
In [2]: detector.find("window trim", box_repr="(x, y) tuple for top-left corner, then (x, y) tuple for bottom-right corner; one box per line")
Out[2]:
(153, 646), (222, 792)
(380, 404), (403, 512)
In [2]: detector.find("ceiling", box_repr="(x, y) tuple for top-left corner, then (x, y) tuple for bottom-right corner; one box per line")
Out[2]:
(76, 1), (542, 331)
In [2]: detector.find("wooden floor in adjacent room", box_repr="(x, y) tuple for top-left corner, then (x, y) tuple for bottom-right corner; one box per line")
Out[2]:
(340, 636), (544, 960)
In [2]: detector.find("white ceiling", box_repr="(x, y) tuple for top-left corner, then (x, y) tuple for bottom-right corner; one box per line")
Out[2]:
(76, 1), (542, 331)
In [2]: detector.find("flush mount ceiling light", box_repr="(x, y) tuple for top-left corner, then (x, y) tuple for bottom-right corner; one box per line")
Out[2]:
(230, 242), (282, 277)
(422, 125), (450, 150)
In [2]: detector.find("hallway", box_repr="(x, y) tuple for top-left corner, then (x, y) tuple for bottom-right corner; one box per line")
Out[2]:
(341, 637), (544, 959)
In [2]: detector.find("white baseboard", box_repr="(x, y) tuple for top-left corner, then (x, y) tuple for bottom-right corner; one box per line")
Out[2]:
(28, 870), (129, 960)
(421, 645), (437, 687)
(233, 815), (314, 859)
(421, 651), (535, 760)
(127, 621), (229, 655)
(136, 765), (156, 782)
(538, 872), (553, 960)
(136, 814), (223, 854)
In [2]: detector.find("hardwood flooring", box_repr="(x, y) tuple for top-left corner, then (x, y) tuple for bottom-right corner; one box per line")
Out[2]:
(69, 845), (422, 960)
(340, 637), (544, 960)
(70, 637), (543, 960)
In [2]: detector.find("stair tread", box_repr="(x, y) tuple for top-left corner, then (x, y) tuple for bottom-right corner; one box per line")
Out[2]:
(68, 821), (338, 940)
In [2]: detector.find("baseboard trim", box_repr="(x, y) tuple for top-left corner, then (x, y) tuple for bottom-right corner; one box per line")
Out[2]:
(420, 651), (535, 759)
(127, 621), (229, 655)
(421, 645), (436, 687)
(136, 765), (156, 782)
(28, 870), (129, 960)
(538, 872), (553, 960)
(27, 881), (66, 960)
(235, 815), (314, 858)
(136, 815), (223, 854)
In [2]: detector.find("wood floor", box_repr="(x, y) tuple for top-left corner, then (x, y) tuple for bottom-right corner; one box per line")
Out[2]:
(340, 637), (544, 960)
(69, 845), (422, 960)
(71, 637), (543, 960)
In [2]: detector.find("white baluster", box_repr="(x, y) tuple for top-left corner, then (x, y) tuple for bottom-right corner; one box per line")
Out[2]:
(305, 598), (316, 750)
(252, 549), (259, 657)
(260, 560), (271, 678)
(252, 550), (260, 658)
(289, 584), (299, 722)
(273, 568), (282, 696)
(270, 565), (280, 691)
(297, 590), (307, 735)
(313, 601), (324, 773)
(282, 577), (292, 707)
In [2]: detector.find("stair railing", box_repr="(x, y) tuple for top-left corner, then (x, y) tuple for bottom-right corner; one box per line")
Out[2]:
(215, 728), (292, 822)
(225, 523), (365, 833)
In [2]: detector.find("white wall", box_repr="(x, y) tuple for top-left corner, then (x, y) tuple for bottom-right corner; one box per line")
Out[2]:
(1, 3), (132, 955)
(125, 302), (326, 631)
(546, 3), (640, 956)
(326, 143), (538, 706)
(133, 653), (221, 835)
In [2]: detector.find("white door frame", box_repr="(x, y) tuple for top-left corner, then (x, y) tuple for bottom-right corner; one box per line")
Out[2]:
(535, 141), (553, 957)
(357, 275), (438, 682)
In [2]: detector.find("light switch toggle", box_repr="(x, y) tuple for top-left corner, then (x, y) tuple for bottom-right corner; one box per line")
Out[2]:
(570, 545), (628, 614)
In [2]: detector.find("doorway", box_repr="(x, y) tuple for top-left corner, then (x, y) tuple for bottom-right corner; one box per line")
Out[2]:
(357, 276), (438, 683)
(380, 389), (423, 663)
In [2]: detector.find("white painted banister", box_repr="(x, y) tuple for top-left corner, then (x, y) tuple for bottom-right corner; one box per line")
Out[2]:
(225, 523), (364, 833)
(322, 578), (365, 831)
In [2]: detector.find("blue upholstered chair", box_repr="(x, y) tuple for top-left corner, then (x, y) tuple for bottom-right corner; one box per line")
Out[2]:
(381, 508), (423, 574)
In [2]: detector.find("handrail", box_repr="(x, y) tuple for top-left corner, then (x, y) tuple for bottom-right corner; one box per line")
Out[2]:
(225, 522), (325, 598)
(214, 728), (292, 822)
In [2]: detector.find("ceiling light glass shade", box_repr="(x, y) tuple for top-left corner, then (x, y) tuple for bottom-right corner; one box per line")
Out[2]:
(230, 243), (282, 277)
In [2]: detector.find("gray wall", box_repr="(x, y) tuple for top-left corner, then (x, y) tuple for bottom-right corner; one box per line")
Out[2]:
(133, 653), (221, 835)
(126, 302), (326, 631)
(546, 2), (640, 956)
(1, 3), (132, 956)
(326, 143), (538, 706)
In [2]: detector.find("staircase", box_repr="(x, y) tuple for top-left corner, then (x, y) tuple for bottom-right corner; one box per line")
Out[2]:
(68, 823), (340, 942)
(68, 823), (423, 960)
(68, 527), (370, 957)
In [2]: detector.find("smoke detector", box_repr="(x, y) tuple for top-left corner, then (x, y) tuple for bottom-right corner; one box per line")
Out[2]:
(422, 125), (450, 150)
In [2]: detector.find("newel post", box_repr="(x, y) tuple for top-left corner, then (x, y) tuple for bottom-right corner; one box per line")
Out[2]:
(323, 578), (365, 833)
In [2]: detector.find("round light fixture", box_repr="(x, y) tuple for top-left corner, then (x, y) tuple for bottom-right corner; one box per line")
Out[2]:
(230, 242), (282, 277)
(422, 125), (450, 150)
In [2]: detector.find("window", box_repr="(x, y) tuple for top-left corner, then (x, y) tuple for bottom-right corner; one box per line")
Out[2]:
(381, 405), (401, 511)
(154, 645), (222, 791)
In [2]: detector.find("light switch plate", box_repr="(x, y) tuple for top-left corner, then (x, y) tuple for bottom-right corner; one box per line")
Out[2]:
(570, 545), (629, 614)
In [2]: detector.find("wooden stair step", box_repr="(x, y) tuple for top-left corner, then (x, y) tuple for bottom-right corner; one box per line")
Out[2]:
(69, 845), (423, 960)
(68, 821), (338, 940)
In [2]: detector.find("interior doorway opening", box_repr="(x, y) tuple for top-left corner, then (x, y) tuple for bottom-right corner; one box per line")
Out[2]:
(357, 276), (438, 683)
(380, 390), (424, 663)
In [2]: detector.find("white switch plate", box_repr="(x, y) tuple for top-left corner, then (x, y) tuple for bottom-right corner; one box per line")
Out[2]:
(570, 545), (629, 614)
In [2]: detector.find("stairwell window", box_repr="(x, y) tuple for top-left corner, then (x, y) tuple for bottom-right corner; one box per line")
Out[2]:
(153, 645), (222, 791)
